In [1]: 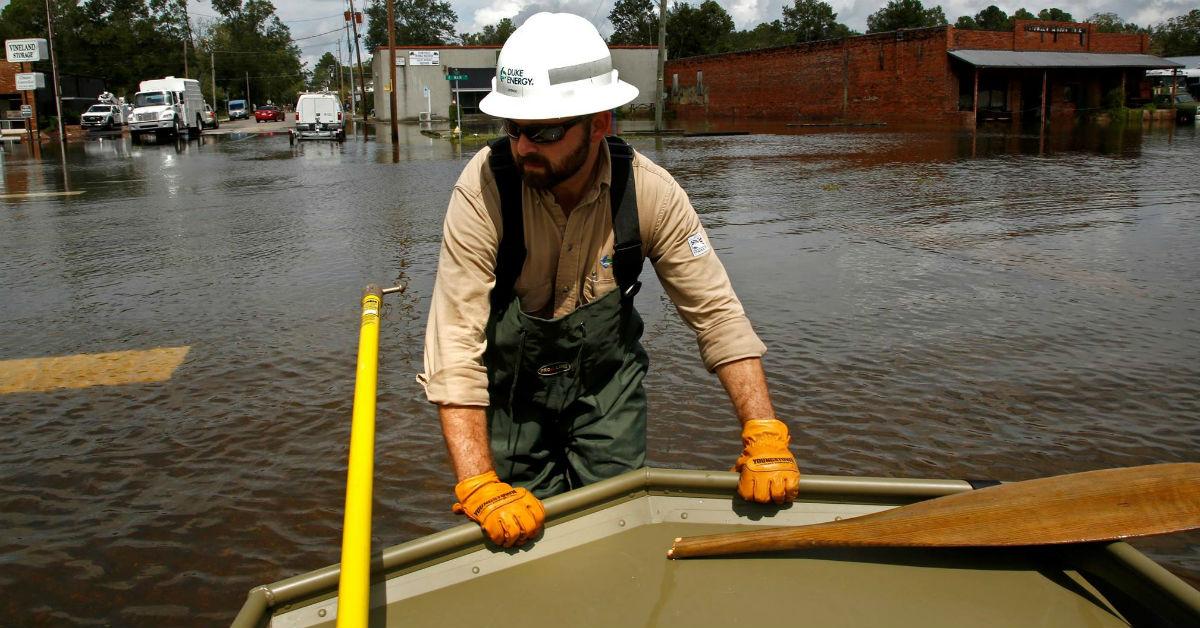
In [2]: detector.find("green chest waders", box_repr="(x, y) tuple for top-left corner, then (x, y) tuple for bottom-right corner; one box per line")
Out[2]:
(484, 136), (648, 498)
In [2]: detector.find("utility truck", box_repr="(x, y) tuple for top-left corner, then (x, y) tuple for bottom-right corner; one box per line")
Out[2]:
(129, 77), (205, 142)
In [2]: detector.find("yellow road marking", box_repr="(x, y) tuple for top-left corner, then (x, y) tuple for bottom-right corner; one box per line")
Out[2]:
(0, 346), (190, 394)
(0, 190), (86, 200)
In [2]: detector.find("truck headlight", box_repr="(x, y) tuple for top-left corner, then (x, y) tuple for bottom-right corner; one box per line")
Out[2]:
(160, 111), (175, 119)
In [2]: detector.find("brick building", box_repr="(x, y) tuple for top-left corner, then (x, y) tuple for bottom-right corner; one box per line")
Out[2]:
(1, 60), (38, 142)
(666, 21), (1181, 126)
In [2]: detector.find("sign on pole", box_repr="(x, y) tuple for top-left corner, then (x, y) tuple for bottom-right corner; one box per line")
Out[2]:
(20, 104), (33, 118)
(446, 73), (467, 81)
(5, 38), (49, 63)
(15, 72), (45, 90)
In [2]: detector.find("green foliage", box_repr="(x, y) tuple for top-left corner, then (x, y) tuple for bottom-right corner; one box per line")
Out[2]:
(364, 0), (458, 48)
(954, 16), (977, 29)
(201, 0), (304, 105)
(1012, 8), (1036, 21)
(1088, 12), (1142, 34)
(460, 18), (516, 45)
(718, 20), (794, 51)
(1151, 9), (1200, 57)
(0, 0), (194, 97)
(667, 1), (734, 58)
(1037, 8), (1073, 22)
(309, 52), (340, 91)
(781, 0), (851, 42)
(1103, 87), (1125, 112)
(866, 0), (947, 34)
(608, 0), (659, 45)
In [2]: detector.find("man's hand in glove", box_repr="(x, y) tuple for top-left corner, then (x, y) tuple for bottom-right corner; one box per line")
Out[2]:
(732, 418), (801, 504)
(452, 471), (546, 547)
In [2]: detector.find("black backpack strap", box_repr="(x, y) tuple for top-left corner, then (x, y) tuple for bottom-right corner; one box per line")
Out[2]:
(606, 136), (643, 300)
(487, 136), (526, 308)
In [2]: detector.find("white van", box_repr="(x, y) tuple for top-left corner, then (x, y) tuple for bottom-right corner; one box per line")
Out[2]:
(292, 92), (345, 141)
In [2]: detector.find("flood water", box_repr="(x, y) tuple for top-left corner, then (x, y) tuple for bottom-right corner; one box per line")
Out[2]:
(2, 119), (1198, 625)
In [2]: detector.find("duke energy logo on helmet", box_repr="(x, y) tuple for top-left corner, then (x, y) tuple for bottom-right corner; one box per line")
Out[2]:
(497, 67), (535, 95)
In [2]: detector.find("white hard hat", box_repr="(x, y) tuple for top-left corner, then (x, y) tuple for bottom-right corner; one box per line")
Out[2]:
(479, 12), (639, 120)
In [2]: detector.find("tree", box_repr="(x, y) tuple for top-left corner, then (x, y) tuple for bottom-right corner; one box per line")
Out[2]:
(309, 52), (340, 91)
(1151, 9), (1200, 57)
(461, 18), (516, 45)
(719, 20), (793, 52)
(1088, 12), (1141, 34)
(954, 16), (978, 29)
(608, 0), (659, 45)
(781, 0), (851, 42)
(667, 0), (734, 58)
(1037, 8), (1073, 22)
(203, 0), (305, 105)
(364, 0), (457, 49)
(866, 0), (947, 33)
(1012, 8), (1036, 21)
(973, 5), (1010, 30)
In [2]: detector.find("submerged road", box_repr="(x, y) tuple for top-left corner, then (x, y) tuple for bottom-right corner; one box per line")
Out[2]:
(1, 120), (1198, 624)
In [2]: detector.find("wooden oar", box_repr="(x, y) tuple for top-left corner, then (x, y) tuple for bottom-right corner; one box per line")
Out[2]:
(668, 463), (1200, 559)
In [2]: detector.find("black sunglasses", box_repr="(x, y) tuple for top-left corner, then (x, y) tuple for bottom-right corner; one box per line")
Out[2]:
(503, 116), (587, 144)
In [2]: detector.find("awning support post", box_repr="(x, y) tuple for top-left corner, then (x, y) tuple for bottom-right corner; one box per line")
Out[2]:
(972, 69), (979, 127)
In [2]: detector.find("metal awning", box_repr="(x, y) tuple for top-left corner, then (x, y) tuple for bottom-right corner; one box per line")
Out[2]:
(949, 50), (1183, 70)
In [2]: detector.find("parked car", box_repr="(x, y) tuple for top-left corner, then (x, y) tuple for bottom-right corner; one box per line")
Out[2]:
(1154, 92), (1197, 123)
(228, 99), (248, 120)
(254, 104), (285, 123)
(80, 104), (122, 131)
(292, 92), (345, 141)
(202, 102), (219, 129)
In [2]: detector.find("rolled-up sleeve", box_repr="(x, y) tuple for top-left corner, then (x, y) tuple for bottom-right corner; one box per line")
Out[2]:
(638, 159), (767, 371)
(420, 156), (500, 406)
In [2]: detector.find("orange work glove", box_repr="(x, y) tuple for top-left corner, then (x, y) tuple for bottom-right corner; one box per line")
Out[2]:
(732, 418), (801, 504)
(452, 471), (545, 548)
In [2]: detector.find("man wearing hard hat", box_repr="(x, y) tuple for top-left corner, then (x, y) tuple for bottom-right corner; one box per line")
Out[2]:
(420, 13), (799, 547)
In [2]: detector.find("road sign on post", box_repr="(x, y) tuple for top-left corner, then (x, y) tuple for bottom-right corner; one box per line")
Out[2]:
(15, 72), (45, 90)
(20, 104), (32, 118)
(446, 73), (467, 81)
(5, 38), (49, 62)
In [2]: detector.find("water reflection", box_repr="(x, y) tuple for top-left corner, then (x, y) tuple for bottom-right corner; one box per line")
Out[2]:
(0, 120), (1197, 625)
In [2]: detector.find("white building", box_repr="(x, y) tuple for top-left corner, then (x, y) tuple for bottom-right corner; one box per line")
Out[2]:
(371, 45), (660, 122)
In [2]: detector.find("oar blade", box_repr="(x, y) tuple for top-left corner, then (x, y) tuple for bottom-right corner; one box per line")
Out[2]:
(669, 463), (1200, 559)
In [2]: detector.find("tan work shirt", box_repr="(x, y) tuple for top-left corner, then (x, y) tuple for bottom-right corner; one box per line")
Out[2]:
(420, 142), (766, 406)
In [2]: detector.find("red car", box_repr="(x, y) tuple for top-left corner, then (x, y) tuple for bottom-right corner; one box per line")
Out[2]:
(254, 104), (285, 122)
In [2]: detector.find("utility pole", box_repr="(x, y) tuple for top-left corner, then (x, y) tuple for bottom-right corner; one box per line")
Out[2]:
(344, 20), (357, 118)
(346, 0), (369, 139)
(654, 0), (667, 132)
(337, 40), (346, 103)
(210, 51), (217, 109)
(246, 71), (250, 106)
(181, 0), (190, 78)
(386, 0), (399, 142)
(44, 0), (66, 157)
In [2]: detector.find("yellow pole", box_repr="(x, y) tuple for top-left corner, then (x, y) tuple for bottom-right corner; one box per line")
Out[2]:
(337, 285), (383, 628)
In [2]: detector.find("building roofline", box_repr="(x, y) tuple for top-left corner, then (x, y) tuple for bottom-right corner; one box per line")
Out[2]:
(372, 44), (657, 53)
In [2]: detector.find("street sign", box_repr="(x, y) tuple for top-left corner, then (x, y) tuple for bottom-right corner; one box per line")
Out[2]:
(409, 51), (439, 66)
(446, 74), (467, 81)
(15, 72), (45, 90)
(5, 38), (49, 63)
(20, 104), (33, 118)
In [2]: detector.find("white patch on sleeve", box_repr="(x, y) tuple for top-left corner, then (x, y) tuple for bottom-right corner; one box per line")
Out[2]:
(687, 232), (710, 257)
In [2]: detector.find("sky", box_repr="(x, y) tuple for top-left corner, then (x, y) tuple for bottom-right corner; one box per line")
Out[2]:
(1, 0), (1194, 70)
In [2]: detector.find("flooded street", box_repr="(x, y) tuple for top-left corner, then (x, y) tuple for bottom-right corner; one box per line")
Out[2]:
(2, 120), (1198, 624)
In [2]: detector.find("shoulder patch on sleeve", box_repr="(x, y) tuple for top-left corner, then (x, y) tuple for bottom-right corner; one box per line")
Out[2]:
(687, 231), (710, 257)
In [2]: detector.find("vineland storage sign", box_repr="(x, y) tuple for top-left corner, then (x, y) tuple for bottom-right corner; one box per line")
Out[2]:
(6, 38), (49, 63)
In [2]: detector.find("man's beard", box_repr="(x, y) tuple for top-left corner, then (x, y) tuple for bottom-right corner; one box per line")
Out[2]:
(516, 132), (591, 190)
